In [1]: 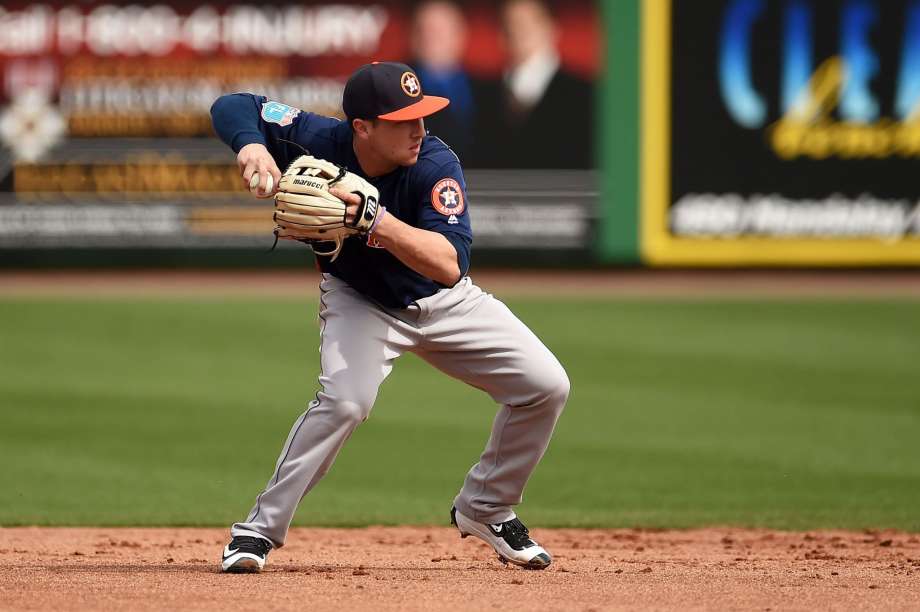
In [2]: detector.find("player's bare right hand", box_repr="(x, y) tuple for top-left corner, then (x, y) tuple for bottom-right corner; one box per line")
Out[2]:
(237, 143), (281, 199)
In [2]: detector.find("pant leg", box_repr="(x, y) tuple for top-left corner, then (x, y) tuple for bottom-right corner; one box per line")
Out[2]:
(413, 279), (570, 524)
(232, 275), (418, 547)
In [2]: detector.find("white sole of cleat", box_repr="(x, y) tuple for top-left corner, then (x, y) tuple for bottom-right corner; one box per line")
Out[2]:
(221, 553), (266, 573)
(452, 508), (552, 570)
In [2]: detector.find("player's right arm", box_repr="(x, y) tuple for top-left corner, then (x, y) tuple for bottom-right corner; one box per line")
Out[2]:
(210, 94), (328, 198)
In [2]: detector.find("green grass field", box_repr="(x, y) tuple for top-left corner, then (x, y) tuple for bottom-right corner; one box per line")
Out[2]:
(1, 296), (918, 530)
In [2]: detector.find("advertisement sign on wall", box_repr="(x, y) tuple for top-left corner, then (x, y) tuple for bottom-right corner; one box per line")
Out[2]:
(0, 1), (600, 261)
(641, 0), (920, 265)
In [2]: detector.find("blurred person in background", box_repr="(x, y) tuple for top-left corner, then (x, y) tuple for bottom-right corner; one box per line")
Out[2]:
(476, 0), (593, 169)
(410, 0), (477, 162)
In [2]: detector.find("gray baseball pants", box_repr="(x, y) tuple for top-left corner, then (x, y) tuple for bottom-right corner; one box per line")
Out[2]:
(231, 274), (569, 548)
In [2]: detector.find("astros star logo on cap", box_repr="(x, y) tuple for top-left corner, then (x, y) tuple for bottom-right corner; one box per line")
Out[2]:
(342, 62), (449, 121)
(401, 72), (421, 97)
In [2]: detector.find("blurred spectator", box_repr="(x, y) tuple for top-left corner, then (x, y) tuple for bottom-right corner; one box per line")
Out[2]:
(476, 0), (593, 169)
(410, 0), (477, 161)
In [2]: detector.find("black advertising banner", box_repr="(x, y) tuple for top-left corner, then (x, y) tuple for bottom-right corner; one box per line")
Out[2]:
(641, 0), (920, 265)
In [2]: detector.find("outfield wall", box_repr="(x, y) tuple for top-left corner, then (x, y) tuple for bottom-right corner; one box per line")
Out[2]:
(1, 0), (918, 267)
(599, 0), (920, 266)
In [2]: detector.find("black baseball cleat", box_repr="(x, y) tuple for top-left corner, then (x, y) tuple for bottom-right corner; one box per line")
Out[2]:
(451, 506), (552, 570)
(220, 535), (272, 573)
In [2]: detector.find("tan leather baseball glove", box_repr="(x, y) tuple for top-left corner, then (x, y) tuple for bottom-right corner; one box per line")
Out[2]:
(273, 155), (382, 261)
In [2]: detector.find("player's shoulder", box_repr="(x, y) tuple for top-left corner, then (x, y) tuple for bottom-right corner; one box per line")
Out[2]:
(300, 111), (350, 145)
(418, 135), (461, 166)
(311, 117), (352, 159)
(412, 135), (464, 181)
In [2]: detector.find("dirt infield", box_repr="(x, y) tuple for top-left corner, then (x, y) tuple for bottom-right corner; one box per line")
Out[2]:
(2, 270), (918, 611)
(1, 527), (917, 611)
(1, 269), (919, 298)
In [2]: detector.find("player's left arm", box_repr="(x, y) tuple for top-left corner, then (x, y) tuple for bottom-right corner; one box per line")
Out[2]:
(367, 216), (462, 286)
(328, 188), (462, 285)
(330, 161), (472, 286)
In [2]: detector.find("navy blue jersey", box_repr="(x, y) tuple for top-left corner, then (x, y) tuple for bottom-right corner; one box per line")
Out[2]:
(211, 93), (473, 309)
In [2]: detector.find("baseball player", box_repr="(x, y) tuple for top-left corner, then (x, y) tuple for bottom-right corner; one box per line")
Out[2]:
(210, 62), (570, 573)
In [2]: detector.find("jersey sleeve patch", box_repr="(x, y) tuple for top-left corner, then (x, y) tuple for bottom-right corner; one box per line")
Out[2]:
(261, 101), (301, 126)
(430, 178), (465, 216)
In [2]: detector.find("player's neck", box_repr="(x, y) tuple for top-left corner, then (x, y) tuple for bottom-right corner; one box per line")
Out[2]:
(352, 139), (398, 177)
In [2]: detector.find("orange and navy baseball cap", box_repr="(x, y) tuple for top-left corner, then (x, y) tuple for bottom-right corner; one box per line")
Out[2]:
(343, 61), (449, 122)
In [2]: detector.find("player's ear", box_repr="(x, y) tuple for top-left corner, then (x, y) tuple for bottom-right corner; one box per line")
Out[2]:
(352, 117), (373, 139)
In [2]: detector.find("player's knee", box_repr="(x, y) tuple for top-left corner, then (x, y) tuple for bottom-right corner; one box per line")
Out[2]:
(332, 398), (372, 426)
(524, 363), (570, 411)
(545, 365), (571, 409)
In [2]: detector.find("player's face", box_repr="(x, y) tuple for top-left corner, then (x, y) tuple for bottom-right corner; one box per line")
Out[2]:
(367, 118), (426, 167)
